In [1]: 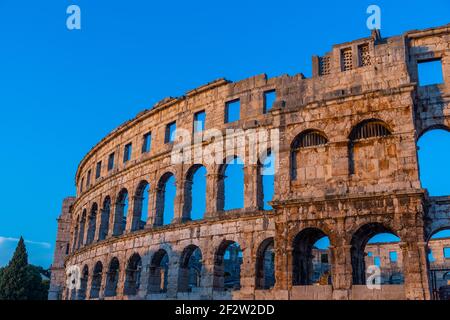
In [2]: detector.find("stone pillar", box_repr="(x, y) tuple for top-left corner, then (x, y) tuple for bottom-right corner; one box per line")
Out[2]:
(116, 264), (126, 299)
(400, 240), (431, 300)
(125, 196), (137, 233)
(329, 244), (353, 300)
(166, 254), (179, 298)
(243, 164), (262, 211)
(172, 179), (185, 224)
(99, 270), (107, 300)
(239, 247), (256, 299)
(146, 187), (158, 227)
(107, 202), (116, 237)
(199, 239), (215, 299)
(181, 179), (193, 222)
(274, 220), (289, 292)
(205, 173), (223, 217)
(94, 207), (102, 241)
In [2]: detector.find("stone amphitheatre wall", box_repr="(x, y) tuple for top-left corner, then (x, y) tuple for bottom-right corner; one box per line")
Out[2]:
(49, 24), (450, 300)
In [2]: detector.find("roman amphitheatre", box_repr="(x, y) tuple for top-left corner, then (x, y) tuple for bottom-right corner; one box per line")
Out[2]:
(49, 24), (450, 300)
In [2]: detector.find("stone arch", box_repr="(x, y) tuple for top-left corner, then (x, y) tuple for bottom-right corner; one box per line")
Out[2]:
(350, 222), (401, 285)
(178, 245), (203, 292)
(86, 203), (98, 245)
(217, 156), (244, 211)
(417, 124), (450, 141)
(132, 181), (150, 231)
(98, 196), (111, 241)
(90, 261), (103, 299)
(124, 253), (142, 296)
(155, 172), (176, 226)
(213, 240), (243, 291)
(290, 129), (328, 180)
(148, 249), (169, 293)
(417, 127), (450, 196)
(77, 264), (89, 300)
(104, 257), (120, 297)
(183, 165), (207, 221)
(255, 237), (275, 289)
(113, 188), (129, 236)
(292, 227), (331, 285)
(348, 119), (392, 175)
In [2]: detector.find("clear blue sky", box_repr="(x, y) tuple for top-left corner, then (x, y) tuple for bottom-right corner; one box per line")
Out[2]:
(0, 0), (449, 268)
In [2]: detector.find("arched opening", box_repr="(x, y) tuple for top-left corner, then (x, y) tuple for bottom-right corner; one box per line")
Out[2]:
(183, 165), (207, 221)
(218, 157), (244, 211)
(90, 261), (103, 299)
(260, 151), (275, 210)
(427, 228), (450, 300)
(77, 265), (88, 300)
(113, 189), (128, 236)
(417, 128), (450, 196)
(104, 257), (120, 297)
(86, 203), (98, 245)
(124, 253), (142, 296)
(98, 196), (111, 241)
(132, 181), (149, 231)
(148, 249), (169, 293)
(213, 241), (243, 291)
(348, 119), (392, 175)
(77, 210), (87, 249)
(178, 245), (203, 292)
(290, 130), (328, 180)
(155, 173), (176, 226)
(255, 238), (275, 289)
(292, 228), (331, 285)
(351, 223), (403, 285)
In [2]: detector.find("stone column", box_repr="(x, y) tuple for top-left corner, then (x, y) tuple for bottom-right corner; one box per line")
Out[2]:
(205, 173), (223, 218)
(172, 178), (185, 224)
(166, 253), (179, 298)
(329, 244), (353, 300)
(243, 164), (262, 211)
(199, 239), (215, 299)
(146, 187), (158, 227)
(400, 240), (431, 300)
(274, 221), (289, 292)
(125, 196), (137, 233)
(107, 202), (117, 237)
(239, 247), (256, 299)
(181, 179), (193, 222)
(99, 270), (107, 300)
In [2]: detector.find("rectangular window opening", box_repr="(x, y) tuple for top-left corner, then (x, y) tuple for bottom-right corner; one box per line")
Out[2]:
(95, 161), (102, 179)
(263, 90), (276, 113)
(193, 111), (206, 133)
(123, 143), (132, 163)
(108, 152), (115, 171)
(418, 59), (444, 86)
(165, 121), (177, 143)
(225, 99), (240, 123)
(142, 132), (152, 153)
(374, 256), (381, 267)
(341, 47), (353, 71)
(389, 251), (398, 263)
(444, 247), (450, 259)
(86, 170), (91, 187)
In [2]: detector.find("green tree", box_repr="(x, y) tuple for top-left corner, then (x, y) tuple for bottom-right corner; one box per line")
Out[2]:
(0, 237), (48, 300)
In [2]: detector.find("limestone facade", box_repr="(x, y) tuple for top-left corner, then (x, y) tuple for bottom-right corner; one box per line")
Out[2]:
(49, 24), (450, 300)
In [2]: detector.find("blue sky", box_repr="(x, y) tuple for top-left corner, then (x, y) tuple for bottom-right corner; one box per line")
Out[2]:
(0, 1), (449, 268)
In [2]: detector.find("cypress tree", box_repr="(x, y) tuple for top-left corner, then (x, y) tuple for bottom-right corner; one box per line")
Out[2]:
(0, 237), (48, 300)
